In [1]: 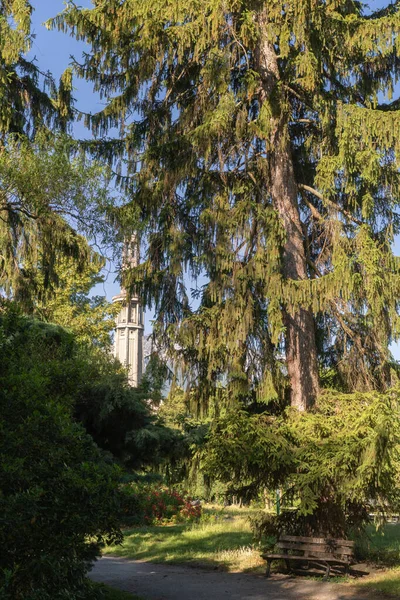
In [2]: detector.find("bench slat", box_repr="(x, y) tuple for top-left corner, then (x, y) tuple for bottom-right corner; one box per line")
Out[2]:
(276, 541), (353, 556)
(274, 549), (351, 561)
(261, 553), (349, 565)
(279, 535), (354, 548)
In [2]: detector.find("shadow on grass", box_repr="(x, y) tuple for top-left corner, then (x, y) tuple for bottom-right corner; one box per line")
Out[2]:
(353, 568), (400, 599)
(354, 523), (400, 566)
(107, 524), (254, 569)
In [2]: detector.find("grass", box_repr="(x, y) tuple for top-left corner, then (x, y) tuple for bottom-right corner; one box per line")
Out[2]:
(350, 523), (400, 598)
(354, 568), (400, 598)
(354, 523), (400, 565)
(105, 508), (400, 597)
(105, 512), (265, 572)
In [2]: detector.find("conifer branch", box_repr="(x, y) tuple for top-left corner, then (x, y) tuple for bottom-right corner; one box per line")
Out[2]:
(298, 184), (362, 226)
(300, 191), (324, 222)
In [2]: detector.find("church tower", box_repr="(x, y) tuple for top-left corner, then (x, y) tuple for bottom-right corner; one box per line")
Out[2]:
(112, 236), (144, 386)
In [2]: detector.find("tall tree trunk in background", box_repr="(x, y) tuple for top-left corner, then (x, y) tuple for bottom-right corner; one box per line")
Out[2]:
(256, 12), (319, 411)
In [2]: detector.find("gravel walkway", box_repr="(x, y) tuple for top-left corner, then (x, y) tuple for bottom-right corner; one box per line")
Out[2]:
(90, 556), (374, 600)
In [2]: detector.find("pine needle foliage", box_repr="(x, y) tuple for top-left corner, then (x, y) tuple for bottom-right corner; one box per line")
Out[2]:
(201, 389), (400, 535)
(52, 1), (400, 409)
(0, 0), (72, 136)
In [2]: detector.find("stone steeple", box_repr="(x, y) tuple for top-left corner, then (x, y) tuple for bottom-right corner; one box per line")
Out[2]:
(112, 235), (144, 386)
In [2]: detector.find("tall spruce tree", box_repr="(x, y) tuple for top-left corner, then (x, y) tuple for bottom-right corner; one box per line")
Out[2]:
(0, 0), (71, 136)
(53, 1), (400, 410)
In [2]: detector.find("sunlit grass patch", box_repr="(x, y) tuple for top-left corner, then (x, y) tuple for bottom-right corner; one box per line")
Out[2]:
(213, 545), (264, 572)
(355, 567), (400, 598)
(105, 513), (264, 572)
(104, 507), (400, 584)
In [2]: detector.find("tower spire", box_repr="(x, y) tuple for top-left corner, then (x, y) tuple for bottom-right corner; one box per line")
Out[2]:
(112, 235), (144, 386)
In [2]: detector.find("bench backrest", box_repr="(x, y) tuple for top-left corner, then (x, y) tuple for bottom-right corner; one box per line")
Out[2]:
(278, 535), (354, 561)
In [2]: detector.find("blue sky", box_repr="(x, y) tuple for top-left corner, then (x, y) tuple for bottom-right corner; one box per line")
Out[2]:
(30, 2), (131, 311)
(29, 2), (400, 355)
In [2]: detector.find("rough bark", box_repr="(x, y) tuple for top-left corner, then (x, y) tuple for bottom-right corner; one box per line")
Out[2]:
(256, 12), (320, 411)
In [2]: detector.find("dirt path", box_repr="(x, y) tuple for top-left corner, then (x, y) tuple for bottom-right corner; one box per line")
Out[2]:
(90, 556), (373, 600)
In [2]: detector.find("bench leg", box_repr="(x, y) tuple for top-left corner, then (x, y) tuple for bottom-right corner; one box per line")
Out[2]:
(284, 559), (290, 573)
(265, 559), (272, 578)
(323, 564), (331, 581)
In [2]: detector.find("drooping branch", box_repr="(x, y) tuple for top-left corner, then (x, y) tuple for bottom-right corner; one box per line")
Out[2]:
(298, 184), (363, 226)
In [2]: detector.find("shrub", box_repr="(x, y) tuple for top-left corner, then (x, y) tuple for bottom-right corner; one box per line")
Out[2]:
(178, 499), (202, 522)
(203, 390), (400, 537)
(119, 484), (201, 525)
(0, 393), (123, 599)
(0, 311), (123, 599)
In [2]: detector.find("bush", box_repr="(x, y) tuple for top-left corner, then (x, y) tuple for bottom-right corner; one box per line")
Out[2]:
(0, 393), (123, 599)
(119, 484), (201, 525)
(0, 311), (123, 599)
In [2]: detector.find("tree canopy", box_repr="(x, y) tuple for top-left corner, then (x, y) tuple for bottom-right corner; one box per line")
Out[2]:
(0, 132), (120, 309)
(52, 0), (400, 411)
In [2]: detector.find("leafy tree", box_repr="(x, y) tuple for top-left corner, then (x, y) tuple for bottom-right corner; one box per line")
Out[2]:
(0, 307), (122, 600)
(33, 253), (118, 348)
(53, 0), (400, 410)
(73, 349), (186, 471)
(0, 3), (124, 311)
(0, 131), (119, 309)
(0, 304), (187, 596)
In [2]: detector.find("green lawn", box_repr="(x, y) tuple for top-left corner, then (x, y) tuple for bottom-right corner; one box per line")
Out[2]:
(354, 567), (400, 597)
(355, 523), (400, 565)
(105, 510), (400, 597)
(351, 523), (400, 598)
(105, 513), (265, 572)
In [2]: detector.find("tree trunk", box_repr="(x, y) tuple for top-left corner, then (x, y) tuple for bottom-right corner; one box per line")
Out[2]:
(256, 12), (319, 411)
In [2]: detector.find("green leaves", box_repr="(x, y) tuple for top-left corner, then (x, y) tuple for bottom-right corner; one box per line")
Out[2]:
(50, 0), (400, 405)
(0, 309), (123, 599)
(0, 131), (120, 310)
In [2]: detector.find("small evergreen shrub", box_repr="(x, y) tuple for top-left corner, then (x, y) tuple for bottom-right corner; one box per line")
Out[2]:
(203, 390), (400, 538)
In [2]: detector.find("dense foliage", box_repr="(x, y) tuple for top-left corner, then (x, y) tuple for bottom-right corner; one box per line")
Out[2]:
(202, 389), (400, 535)
(74, 353), (186, 471)
(0, 132), (121, 310)
(0, 0), (67, 136)
(32, 254), (119, 348)
(0, 309), (123, 600)
(0, 305), (189, 597)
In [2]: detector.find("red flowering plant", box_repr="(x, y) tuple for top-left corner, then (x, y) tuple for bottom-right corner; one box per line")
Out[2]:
(178, 500), (202, 522)
(119, 483), (201, 525)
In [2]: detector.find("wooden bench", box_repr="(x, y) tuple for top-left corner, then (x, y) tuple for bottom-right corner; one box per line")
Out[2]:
(261, 535), (355, 580)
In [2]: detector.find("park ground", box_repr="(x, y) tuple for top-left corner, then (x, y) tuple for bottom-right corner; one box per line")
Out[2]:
(94, 506), (400, 599)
